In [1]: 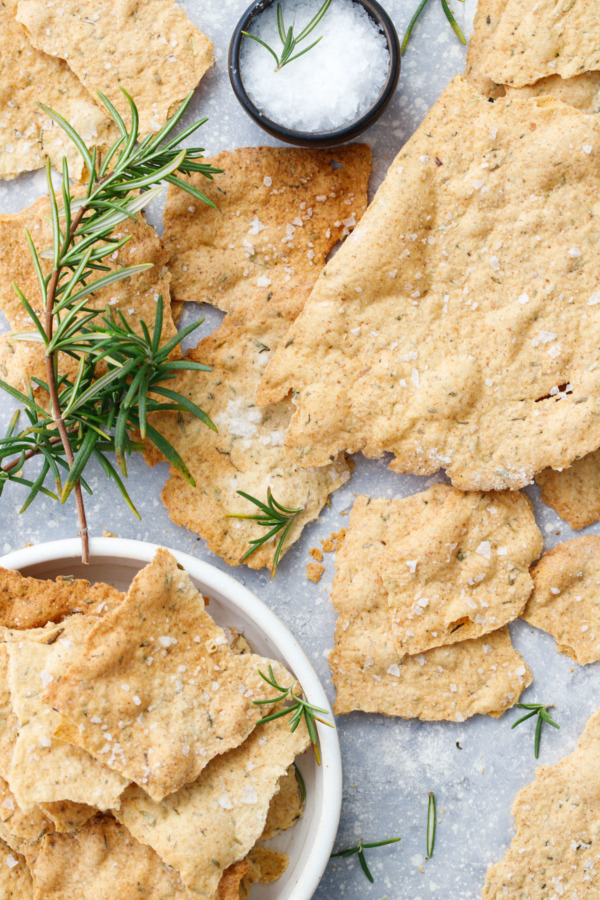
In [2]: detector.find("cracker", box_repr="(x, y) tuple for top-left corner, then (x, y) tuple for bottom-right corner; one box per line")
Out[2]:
(27, 814), (190, 899)
(536, 449), (600, 530)
(464, 0), (507, 99)
(114, 713), (309, 898)
(0, 644), (19, 779)
(330, 494), (532, 720)
(378, 486), (541, 656)
(484, 707), (600, 897)
(162, 145), (371, 320)
(0, 837), (32, 898)
(0, 567), (121, 630)
(258, 76), (600, 491)
(0, 0), (114, 181)
(260, 765), (304, 841)
(214, 862), (249, 900)
(17, 0), (214, 136)
(505, 71), (600, 113)
(524, 536), (600, 664)
(306, 562), (325, 584)
(5, 618), (129, 812)
(241, 847), (289, 894)
(466, 0), (600, 89)
(48, 549), (295, 801)
(0, 777), (53, 846)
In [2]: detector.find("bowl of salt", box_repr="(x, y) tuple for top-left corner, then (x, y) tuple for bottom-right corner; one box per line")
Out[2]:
(229, 0), (400, 147)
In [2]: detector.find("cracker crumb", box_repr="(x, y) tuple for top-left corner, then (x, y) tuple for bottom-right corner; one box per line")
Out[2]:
(306, 563), (325, 584)
(309, 547), (323, 563)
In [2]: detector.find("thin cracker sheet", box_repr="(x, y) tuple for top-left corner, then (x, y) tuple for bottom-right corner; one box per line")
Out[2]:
(260, 766), (304, 841)
(0, 195), (175, 393)
(0, 776), (53, 848)
(148, 146), (370, 571)
(524, 536), (600, 665)
(379, 485), (542, 656)
(536, 449), (600, 530)
(17, 0), (214, 136)
(504, 72), (600, 113)
(48, 549), (296, 801)
(258, 76), (600, 491)
(114, 713), (309, 898)
(330, 493), (532, 720)
(4, 618), (129, 812)
(241, 847), (288, 896)
(0, 837), (32, 899)
(0, 0), (114, 180)
(466, 0), (600, 88)
(484, 707), (600, 897)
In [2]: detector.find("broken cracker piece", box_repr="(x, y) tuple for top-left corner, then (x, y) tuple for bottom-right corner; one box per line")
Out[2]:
(536, 450), (600, 530)
(309, 547), (323, 563)
(0, 836), (32, 898)
(260, 765), (305, 841)
(504, 71), (600, 114)
(241, 846), (289, 896)
(306, 562), (325, 584)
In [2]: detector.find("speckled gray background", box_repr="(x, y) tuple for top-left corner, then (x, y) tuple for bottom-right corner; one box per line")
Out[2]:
(1, 2), (599, 898)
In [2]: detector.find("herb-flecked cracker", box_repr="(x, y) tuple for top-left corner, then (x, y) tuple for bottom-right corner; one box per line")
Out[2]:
(466, 0), (600, 89)
(0, 0), (114, 180)
(330, 493), (532, 720)
(483, 707), (600, 897)
(379, 486), (542, 656)
(17, 0), (214, 136)
(47, 549), (296, 801)
(0, 836), (32, 898)
(114, 713), (309, 898)
(523, 536), (600, 665)
(504, 72), (600, 113)
(536, 449), (600, 530)
(257, 76), (600, 491)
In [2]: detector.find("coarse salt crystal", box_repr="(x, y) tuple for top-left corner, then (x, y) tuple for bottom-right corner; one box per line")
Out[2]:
(158, 636), (177, 648)
(387, 663), (401, 677)
(407, 560), (418, 573)
(476, 541), (491, 559)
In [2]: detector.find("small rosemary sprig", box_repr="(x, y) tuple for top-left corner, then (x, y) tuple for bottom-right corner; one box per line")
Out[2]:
(331, 836), (401, 883)
(401, 0), (466, 54)
(228, 488), (304, 576)
(242, 0), (332, 72)
(253, 664), (334, 765)
(426, 791), (436, 858)
(512, 703), (560, 759)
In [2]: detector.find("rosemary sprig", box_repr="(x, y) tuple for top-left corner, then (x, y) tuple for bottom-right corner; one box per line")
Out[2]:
(426, 791), (436, 858)
(511, 703), (560, 759)
(228, 488), (304, 576)
(401, 0), (466, 54)
(253, 664), (334, 765)
(0, 91), (219, 562)
(331, 836), (401, 883)
(242, 0), (332, 72)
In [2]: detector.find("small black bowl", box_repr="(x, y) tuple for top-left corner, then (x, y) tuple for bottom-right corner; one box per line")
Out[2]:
(228, 0), (400, 148)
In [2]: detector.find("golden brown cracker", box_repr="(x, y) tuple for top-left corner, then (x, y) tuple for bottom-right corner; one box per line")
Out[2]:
(48, 549), (295, 801)
(484, 707), (600, 897)
(242, 846), (288, 893)
(524, 536), (600, 664)
(260, 765), (304, 841)
(17, 0), (214, 136)
(465, 0), (507, 99)
(0, 837), (33, 898)
(0, 776), (53, 847)
(115, 713), (309, 898)
(215, 861), (249, 900)
(505, 71), (600, 113)
(258, 76), (600, 491)
(378, 486), (541, 657)
(536, 449), (600, 530)
(306, 562), (325, 584)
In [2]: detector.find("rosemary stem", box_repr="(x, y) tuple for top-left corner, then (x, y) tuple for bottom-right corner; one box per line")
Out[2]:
(2, 435), (62, 473)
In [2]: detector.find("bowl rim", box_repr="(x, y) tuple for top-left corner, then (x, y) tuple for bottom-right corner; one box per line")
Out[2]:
(0, 537), (342, 900)
(228, 0), (401, 148)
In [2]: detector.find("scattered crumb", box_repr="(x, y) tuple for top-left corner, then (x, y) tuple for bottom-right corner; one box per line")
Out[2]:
(102, 528), (118, 538)
(321, 529), (347, 553)
(309, 547), (323, 563)
(306, 562), (325, 583)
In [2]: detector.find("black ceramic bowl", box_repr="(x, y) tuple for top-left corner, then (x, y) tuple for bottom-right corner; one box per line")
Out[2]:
(228, 0), (400, 148)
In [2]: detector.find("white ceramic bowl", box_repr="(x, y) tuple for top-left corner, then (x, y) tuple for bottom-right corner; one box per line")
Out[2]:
(0, 537), (342, 900)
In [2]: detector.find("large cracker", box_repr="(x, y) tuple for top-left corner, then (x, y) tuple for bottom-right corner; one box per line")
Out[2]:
(505, 72), (600, 113)
(48, 549), (295, 801)
(377, 486), (542, 656)
(17, 0), (214, 136)
(330, 494), (532, 720)
(162, 145), (371, 319)
(536, 449), (600, 530)
(5, 618), (129, 812)
(483, 707), (600, 897)
(0, 195), (175, 391)
(258, 76), (600, 491)
(114, 713), (309, 898)
(466, 0), (600, 89)
(0, 0), (114, 181)
(0, 837), (32, 898)
(524, 536), (600, 665)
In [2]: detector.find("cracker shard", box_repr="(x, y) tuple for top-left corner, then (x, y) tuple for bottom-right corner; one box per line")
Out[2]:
(258, 75), (600, 490)
(0, 836), (32, 898)
(47, 548), (296, 801)
(330, 490), (534, 720)
(114, 713), (309, 898)
(16, 0), (214, 136)
(484, 707), (600, 897)
(524, 535), (600, 665)
(536, 449), (600, 530)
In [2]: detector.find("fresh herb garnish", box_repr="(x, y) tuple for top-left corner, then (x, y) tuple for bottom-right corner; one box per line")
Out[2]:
(253, 664), (333, 765)
(401, 0), (466, 55)
(242, 0), (332, 72)
(228, 488), (304, 576)
(512, 703), (560, 759)
(0, 91), (219, 562)
(426, 791), (436, 858)
(331, 836), (401, 883)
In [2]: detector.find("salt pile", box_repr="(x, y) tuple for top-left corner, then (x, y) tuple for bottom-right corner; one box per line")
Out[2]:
(240, 0), (391, 133)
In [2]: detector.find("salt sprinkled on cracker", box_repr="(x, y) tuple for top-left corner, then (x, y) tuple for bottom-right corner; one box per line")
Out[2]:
(0, 836), (32, 896)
